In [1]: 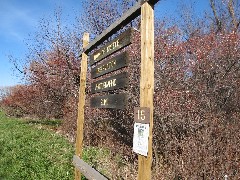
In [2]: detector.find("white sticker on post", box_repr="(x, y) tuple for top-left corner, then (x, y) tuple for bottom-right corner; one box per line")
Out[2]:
(133, 122), (150, 156)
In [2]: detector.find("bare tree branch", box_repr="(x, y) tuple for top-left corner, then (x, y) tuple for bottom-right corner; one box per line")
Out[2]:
(227, 0), (238, 30)
(210, 0), (222, 32)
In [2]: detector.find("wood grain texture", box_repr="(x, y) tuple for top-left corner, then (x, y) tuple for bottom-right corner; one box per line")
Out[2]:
(91, 52), (129, 79)
(89, 28), (133, 66)
(90, 93), (127, 109)
(73, 155), (108, 180)
(138, 1), (154, 180)
(75, 33), (89, 180)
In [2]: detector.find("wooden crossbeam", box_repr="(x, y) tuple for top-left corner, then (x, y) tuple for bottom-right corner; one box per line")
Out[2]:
(73, 155), (108, 180)
(81, 0), (160, 55)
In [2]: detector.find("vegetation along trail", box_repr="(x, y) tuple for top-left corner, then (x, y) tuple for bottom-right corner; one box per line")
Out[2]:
(0, 110), (74, 180)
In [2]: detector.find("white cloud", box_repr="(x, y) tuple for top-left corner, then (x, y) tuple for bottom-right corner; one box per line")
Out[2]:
(9, 31), (24, 41)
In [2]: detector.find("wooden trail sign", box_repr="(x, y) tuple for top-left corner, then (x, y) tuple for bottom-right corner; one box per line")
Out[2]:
(75, 0), (159, 179)
(91, 52), (129, 79)
(90, 28), (134, 66)
(91, 72), (129, 94)
(90, 93), (127, 109)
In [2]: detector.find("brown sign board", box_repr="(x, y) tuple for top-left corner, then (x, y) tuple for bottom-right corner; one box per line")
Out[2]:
(90, 93), (127, 109)
(91, 52), (129, 79)
(90, 28), (134, 66)
(91, 72), (128, 94)
(134, 107), (150, 124)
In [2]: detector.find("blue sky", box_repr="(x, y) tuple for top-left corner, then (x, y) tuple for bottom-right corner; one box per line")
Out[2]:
(0, 0), (82, 87)
(0, 0), (210, 87)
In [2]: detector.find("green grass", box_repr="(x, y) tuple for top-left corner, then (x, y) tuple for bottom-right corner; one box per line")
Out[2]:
(0, 110), (130, 179)
(82, 147), (111, 175)
(0, 110), (74, 180)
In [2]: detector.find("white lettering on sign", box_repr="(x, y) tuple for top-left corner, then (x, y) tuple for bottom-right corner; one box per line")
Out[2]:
(94, 39), (120, 61)
(97, 60), (117, 74)
(138, 110), (146, 121)
(134, 107), (150, 123)
(107, 39), (119, 52)
(95, 79), (117, 91)
(93, 52), (101, 60)
(100, 98), (108, 106)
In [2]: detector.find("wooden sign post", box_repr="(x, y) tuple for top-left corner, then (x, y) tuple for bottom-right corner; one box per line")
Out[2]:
(138, 1), (154, 180)
(75, 32), (89, 180)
